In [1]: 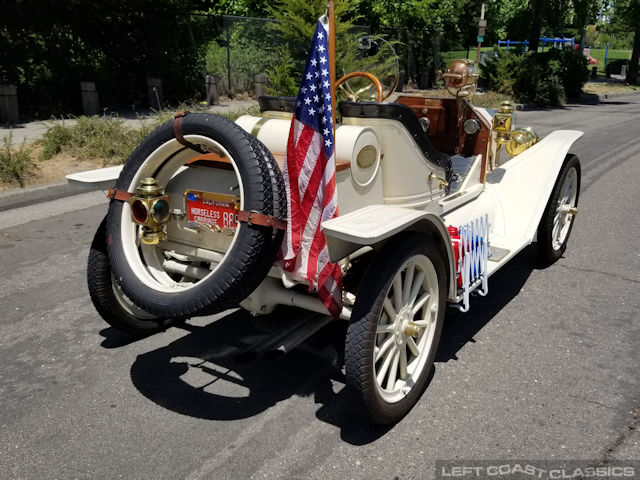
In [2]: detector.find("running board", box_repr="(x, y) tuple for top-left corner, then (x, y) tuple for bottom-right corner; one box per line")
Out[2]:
(488, 246), (510, 262)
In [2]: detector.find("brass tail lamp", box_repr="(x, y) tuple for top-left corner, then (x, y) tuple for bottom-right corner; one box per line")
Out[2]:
(129, 177), (171, 245)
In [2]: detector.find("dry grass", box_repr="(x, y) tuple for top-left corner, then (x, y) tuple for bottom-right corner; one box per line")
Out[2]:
(0, 105), (262, 190)
(0, 131), (37, 188)
(583, 82), (640, 95)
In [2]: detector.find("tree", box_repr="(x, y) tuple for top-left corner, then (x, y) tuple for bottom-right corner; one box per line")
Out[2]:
(0, 0), (219, 115)
(614, 0), (640, 84)
(358, 0), (465, 85)
(264, 0), (363, 95)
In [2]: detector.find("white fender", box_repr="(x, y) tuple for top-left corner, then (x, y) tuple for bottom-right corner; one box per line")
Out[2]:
(322, 205), (458, 299)
(443, 129), (583, 272)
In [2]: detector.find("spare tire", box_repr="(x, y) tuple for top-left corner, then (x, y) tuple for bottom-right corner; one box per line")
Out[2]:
(247, 135), (287, 259)
(106, 113), (284, 319)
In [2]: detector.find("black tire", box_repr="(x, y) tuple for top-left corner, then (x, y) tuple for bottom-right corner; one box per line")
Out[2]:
(247, 135), (286, 258)
(345, 233), (447, 425)
(88, 217), (177, 337)
(537, 154), (581, 264)
(106, 113), (278, 319)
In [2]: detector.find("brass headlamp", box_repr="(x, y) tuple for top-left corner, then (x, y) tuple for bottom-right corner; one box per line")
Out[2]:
(129, 177), (171, 245)
(506, 127), (539, 156)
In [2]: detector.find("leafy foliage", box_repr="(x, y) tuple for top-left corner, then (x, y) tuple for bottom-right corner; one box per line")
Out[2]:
(264, 0), (366, 96)
(0, 132), (36, 187)
(481, 48), (589, 106)
(0, 1), (219, 117)
(205, 18), (280, 96)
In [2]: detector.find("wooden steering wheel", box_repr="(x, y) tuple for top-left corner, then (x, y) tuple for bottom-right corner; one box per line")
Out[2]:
(335, 71), (384, 102)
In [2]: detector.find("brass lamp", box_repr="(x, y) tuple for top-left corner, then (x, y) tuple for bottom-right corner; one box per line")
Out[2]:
(128, 177), (171, 245)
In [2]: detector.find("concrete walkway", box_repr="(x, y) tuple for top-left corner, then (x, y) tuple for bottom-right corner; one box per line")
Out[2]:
(0, 99), (259, 146)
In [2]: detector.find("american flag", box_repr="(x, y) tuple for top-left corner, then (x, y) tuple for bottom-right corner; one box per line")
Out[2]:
(281, 18), (342, 318)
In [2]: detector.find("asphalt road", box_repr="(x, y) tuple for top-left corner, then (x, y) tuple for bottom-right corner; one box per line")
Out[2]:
(1, 94), (639, 479)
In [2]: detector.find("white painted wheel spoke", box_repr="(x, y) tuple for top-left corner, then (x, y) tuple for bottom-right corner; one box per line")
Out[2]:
(375, 336), (395, 363)
(376, 323), (395, 334)
(408, 271), (426, 307)
(393, 275), (403, 311)
(376, 344), (397, 385)
(412, 291), (430, 315)
(383, 298), (397, 322)
(371, 251), (441, 404)
(552, 221), (560, 242)
(402, 262), (416, 304)
(407, 336), (420, 357)
(399, 345), (408, 380)
(386, 349), (400, 390)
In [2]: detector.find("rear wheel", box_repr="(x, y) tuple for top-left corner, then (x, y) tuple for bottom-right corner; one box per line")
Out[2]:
(88, 217), (177, 336)
(537, 154), (581, 264)
(345, 233), (446, 425)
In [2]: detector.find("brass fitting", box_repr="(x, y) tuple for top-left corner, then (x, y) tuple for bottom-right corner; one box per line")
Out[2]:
(428, 172), (449, 189)
(129, 177), (171, 245)
(404, 322), (421, 338)
(498, 100), (515, 114)
(492, 100), (516, 144)
(505, 126), (539, 156)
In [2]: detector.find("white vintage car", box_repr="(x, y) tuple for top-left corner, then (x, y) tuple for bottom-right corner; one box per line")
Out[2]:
(86, 54), (581, 425)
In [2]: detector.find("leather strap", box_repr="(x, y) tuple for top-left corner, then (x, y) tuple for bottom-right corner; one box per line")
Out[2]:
(237, 210), (287, 230)
(107, 188), (134, 202)
(173, 111), (204, 153)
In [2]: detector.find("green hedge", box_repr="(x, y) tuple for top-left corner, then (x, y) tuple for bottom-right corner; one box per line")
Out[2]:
(481, 49), (589, 106)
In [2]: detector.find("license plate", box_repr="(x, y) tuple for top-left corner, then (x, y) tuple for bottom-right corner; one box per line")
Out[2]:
(185, 190), (240, 231)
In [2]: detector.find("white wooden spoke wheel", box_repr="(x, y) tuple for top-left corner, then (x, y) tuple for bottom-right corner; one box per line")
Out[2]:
(537, 155), (581, 264)
(373, 254), (439, 403)
(345, 233), (446, 425)
(552, 166), (578, 251)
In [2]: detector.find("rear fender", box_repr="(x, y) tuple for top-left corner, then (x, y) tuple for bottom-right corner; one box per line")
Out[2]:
(322, 205), (457, 300)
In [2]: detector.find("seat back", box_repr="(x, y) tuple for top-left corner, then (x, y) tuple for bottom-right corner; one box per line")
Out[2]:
(339, 101), (452, 181)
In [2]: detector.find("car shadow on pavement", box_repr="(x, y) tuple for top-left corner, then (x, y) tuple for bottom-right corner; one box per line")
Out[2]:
(100, 327), (151, 348)
(126, 244), (545, 446)
(436, 244), (539, 363)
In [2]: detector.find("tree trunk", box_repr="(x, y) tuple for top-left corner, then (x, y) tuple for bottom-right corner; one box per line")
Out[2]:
(432, 28), (442, 81)
(575, 0), (589, 53)
(627, 7), (640, 85)
(578, 26), (587, 52)
(527, 0), (547, 51)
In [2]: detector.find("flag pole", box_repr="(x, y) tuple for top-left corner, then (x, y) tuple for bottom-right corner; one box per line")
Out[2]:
(328, 0), (337, 135)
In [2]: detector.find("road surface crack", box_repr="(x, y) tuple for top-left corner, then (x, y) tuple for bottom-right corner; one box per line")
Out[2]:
(557, 264), (640, 285)
(568, 394), (614, 409)
(602, 405), (639, 464)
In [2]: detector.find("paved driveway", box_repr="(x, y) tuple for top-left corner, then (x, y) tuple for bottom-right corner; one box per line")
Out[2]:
(0, 94), (638, 479)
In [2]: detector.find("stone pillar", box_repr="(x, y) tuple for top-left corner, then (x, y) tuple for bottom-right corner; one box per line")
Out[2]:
(147, 78), (163, 110)
(205, 75), (219, 105)
(0, 84), (19, 125)
(80, 82), (100, 116)
(254, 74), (268, 98)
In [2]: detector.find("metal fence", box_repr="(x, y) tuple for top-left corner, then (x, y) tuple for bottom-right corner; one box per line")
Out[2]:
(204, 15), (281, 97)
